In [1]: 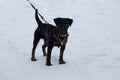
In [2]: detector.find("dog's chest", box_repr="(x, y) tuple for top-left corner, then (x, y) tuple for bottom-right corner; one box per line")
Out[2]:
(52, 35), (67, 47)
(53, 41), (61, 47)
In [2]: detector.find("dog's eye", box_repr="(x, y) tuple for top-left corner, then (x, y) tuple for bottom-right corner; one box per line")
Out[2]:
(59, 23), (63, 26)
(65, 24), (69, 26)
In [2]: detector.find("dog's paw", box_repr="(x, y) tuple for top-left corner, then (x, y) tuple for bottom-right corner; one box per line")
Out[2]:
(46, 64), (52, 66)
(31, 57), (37, 61)
(59, 60), (66, 64)
(46, 62), (52, 66)
(43, 53), (47, 57)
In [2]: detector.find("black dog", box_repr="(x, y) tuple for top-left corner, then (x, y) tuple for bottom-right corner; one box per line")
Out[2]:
(31, 9), (73, 66)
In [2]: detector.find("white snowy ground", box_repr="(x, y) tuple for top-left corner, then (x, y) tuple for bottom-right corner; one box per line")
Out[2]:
(0, 0), (120, 80)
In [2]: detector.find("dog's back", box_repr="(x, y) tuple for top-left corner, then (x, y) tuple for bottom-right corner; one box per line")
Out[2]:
(35, 9), (55, 41)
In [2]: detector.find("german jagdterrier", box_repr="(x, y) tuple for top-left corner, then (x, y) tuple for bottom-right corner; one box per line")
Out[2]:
(31, 9), (73, 66)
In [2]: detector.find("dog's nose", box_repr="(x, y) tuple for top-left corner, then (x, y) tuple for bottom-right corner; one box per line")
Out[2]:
(61, 30), (64, 33)
(61, 30), (66, 34)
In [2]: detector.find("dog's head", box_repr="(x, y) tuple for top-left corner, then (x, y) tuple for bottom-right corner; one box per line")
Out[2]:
(54, 17), (73, 37)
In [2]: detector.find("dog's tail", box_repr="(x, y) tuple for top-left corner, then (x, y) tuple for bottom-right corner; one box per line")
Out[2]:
(35, 9), (42, 25)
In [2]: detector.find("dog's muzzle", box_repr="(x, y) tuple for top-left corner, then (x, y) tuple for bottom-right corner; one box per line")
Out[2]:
(59, 33), (69, 38)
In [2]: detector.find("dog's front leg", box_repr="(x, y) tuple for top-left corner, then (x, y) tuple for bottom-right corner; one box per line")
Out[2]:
(46, 45), (53, 66)
(59, 45), (66, 64)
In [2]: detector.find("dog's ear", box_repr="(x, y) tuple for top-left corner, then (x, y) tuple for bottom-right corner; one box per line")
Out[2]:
(54, 18), (61, 26)
(67, 18), (73, 27)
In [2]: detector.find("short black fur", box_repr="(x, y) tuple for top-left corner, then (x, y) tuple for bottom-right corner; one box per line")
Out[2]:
(31, 9), (73, 66)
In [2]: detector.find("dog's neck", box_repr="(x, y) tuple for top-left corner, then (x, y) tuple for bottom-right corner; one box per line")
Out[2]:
(54, 27), (68, 45)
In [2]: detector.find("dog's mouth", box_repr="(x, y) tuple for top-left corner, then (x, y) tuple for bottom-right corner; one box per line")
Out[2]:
(59, 33), (69, 37)
(56, 27), (69, 38)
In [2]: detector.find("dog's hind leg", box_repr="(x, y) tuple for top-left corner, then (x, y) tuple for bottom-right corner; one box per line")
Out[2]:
(42, 40), (47, 57)
(31, 34), (40, 61)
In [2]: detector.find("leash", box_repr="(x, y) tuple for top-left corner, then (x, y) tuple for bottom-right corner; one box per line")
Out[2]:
(27, 0), (48, 23)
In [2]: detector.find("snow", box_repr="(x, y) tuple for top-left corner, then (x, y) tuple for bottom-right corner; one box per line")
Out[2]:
(0, 0), (120, 80)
